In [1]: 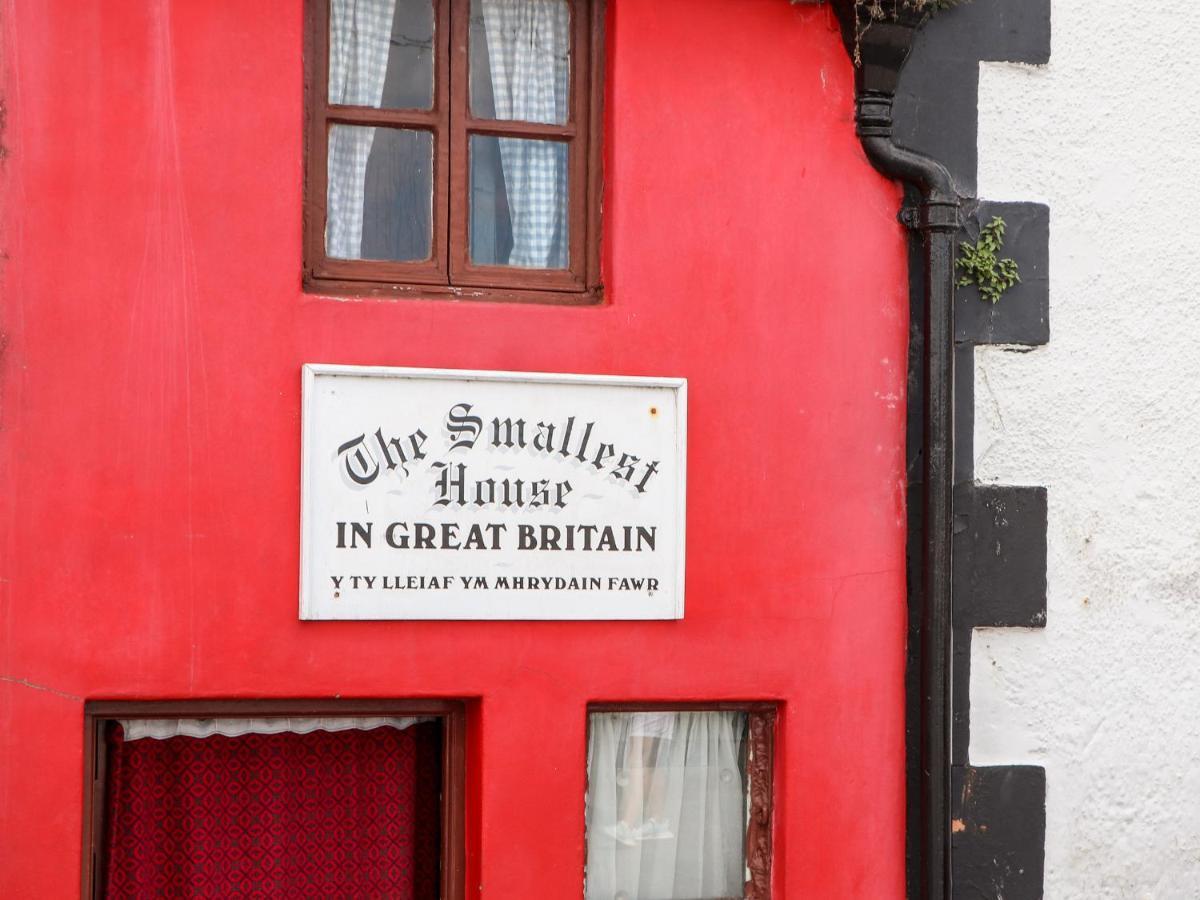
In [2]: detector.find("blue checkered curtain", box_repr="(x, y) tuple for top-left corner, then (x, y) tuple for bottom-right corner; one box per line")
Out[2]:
(480, 0), (571, 268)
(327, 0), (398, 259)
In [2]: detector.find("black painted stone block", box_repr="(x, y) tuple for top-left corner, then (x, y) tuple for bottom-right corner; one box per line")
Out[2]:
(952, 623), (973, 767)
(894, 0), (1052, 196)
(954, 483), (1048, 629)
(956, 201), (1050, 346)
(954, 343), (976, 486)
(918, 0), (1052, 69)
(952, 765), (1047, 900)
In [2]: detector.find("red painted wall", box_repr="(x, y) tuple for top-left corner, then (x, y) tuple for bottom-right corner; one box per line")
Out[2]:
(0, 0), (909, 896)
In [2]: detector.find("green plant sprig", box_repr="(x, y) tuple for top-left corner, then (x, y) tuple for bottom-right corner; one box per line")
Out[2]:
(957, 217), (1021, 304)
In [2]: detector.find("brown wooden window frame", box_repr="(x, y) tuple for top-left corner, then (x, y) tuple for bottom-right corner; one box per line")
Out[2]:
(304, 0), (606, 305)
(81, 698), (467, 900)
(584, 702), (777, 900)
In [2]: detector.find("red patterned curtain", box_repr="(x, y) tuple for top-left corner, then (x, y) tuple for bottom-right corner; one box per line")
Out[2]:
(102, 722), (442, 899)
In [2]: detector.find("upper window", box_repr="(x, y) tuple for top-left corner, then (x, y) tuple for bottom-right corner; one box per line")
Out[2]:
(305, 0), (605, 303)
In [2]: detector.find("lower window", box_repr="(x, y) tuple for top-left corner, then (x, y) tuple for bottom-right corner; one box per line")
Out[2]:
(82, 700), (465, 900)
(584, 706), (776, 900)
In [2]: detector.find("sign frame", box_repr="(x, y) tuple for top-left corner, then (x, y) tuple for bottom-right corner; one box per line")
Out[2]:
(300, 364), (688, 620)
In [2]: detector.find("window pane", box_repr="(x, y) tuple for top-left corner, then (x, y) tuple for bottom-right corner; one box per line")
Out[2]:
(469, 0), (570, 125)
(327, 125), (433, 262)
(469, 134), (568, 269)
(585, 711), (749, 900)
(329, 0), (434, 110)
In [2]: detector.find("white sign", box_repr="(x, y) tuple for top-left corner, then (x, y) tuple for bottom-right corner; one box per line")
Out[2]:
(301, 365), (686, 620)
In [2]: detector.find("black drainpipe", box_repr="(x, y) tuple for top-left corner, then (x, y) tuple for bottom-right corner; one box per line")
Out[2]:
(832, 8), (960, 899)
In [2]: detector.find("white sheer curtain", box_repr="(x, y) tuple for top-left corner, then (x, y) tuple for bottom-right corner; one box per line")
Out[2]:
(586, 711), (748, 900)
(327, 0), (398, 258)
(119, 716), (435, 741)
(480, 0), (571, 268)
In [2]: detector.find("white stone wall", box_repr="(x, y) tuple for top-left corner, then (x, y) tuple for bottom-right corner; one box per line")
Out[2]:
(970, 3), (1200, 897)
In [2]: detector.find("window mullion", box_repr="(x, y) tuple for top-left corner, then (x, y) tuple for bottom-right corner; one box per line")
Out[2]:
(447, 0), (469, 283)
(430, 0), (453, 283)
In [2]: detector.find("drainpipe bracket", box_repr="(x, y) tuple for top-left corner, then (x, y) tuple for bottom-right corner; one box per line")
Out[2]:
(900, 200), (959, 233)
(921, 200), (961, 233)
(855, 93), (896, 139)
